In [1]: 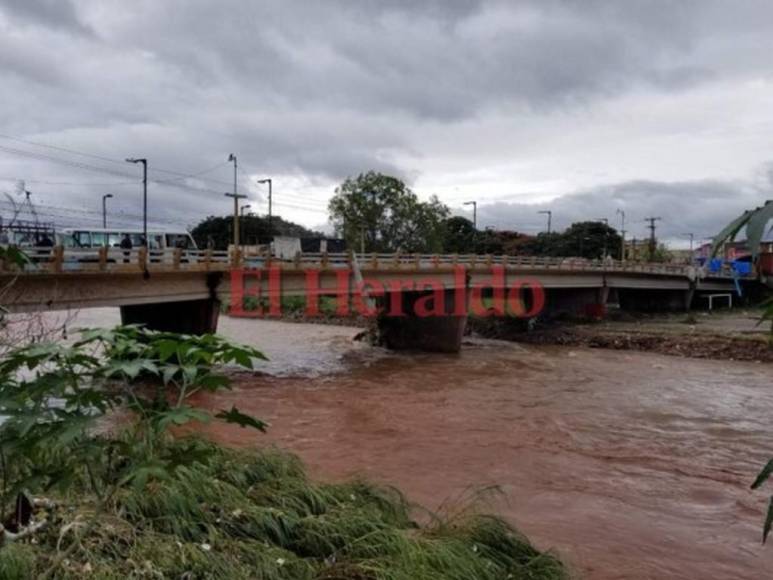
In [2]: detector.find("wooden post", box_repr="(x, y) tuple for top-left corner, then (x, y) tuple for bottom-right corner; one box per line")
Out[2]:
(52, 245), (64, 273)
(173, 248), (182, 270)
(138, 247), (148, 271)
(98, 246), (108, 271)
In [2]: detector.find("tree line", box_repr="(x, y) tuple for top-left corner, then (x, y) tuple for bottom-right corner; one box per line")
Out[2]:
(191, 171), (634, 260)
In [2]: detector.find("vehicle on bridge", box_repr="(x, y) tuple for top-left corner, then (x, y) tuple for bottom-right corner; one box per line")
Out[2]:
(57, 228), (196, 250)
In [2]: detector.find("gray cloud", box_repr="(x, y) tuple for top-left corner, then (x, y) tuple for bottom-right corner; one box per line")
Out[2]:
(1, 0), (773, 235)
(1, 0), (90, 34)
(472, 177), (771, 247)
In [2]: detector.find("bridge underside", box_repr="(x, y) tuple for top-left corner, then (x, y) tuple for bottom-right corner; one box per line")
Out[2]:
(120, 298), (221, 335)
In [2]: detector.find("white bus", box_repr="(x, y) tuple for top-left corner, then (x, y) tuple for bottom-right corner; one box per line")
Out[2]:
(57, 228), (197, 250)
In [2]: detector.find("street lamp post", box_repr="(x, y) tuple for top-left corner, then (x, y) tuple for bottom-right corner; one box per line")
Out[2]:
(616, 209), (626, 261)
(597, 217), (609, 259)
(125, 158), (147, 245)
(538, 210), (552, 234)
(463, 200), (477, 230)
(464, 200), (477, 252)
(102, 194), (113, 229)
(257, 178), (273, 235)
(226, 154), (243, 248)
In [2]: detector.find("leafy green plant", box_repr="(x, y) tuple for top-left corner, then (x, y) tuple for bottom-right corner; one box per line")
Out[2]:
(0, 245), (29, 270)
(752, 460), (773, 543)
(0, 326), (267, 575)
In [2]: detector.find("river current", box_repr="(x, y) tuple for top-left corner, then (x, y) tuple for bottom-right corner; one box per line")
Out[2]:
(56, 309), (773, 578)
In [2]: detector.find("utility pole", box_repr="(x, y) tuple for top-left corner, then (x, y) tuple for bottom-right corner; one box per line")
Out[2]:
(125, 158), (147, 244)
(224, 192), (247, 249)
(682, 232), (695, 264)
(644, 216), (662, 261)
(538, 210), (552, 234)
(102, 194), (113, 229)
(257, 178), (273, 236)
(597, 217), (609, 259)
(240, 204), (251, 246)
(616, 209), (626, 260)
(681, 232), (694, 253)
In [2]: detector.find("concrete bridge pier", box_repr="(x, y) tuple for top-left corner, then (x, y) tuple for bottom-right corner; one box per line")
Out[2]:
(119, 272), (222, 335)
(376, 288), (467, 353)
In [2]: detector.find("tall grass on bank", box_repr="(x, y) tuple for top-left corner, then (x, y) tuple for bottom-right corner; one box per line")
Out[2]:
(0, 439), (567, 580)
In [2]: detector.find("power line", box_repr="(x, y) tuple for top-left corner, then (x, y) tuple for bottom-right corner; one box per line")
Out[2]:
(0, 133), (235, 188)
(0, 133), (333, 217)
(0, 176), (139, 187)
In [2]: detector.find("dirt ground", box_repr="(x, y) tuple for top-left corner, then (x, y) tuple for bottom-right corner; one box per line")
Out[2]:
(471, 308), (773, 363)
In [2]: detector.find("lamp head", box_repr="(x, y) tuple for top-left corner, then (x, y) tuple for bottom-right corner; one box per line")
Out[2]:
(228, 153), (236, 162)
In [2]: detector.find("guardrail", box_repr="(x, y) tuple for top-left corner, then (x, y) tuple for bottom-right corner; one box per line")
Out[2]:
(0, 246), (745, 279)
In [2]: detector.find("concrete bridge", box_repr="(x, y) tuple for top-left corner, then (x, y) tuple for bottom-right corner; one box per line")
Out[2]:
(0, 246), (748, 352)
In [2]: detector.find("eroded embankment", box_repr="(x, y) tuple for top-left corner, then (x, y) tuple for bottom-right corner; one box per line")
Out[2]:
(468, 312), (773, 363)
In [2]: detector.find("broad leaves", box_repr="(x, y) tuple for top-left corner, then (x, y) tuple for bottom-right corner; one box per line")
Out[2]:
(0, 325), (268, 504)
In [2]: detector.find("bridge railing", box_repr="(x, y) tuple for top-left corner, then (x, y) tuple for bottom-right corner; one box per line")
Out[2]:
(0, 246), (746, 280)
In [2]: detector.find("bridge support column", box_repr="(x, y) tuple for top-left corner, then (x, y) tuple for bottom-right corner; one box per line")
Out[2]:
(120, 298), (221, 335)
(376, 289), (467, 353)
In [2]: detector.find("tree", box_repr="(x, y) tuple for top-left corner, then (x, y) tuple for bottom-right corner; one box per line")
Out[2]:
(328, 171), (449, 253)
(191, 214), (321, 250)
(442, 216), (476, 253)
(558, 221), (622, 259)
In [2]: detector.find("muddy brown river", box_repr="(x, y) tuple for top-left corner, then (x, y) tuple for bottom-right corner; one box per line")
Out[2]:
(65, 310), (773, 578)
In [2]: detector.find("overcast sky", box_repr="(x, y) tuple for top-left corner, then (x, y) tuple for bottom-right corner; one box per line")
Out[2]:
(1, 0), (772, 246)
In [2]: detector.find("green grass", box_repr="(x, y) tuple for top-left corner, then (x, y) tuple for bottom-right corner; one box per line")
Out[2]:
(0, 440), (567, 580)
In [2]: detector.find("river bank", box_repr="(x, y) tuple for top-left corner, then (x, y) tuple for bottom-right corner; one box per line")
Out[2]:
(469, 308), (773, 363)
(229, 306), (773, 363)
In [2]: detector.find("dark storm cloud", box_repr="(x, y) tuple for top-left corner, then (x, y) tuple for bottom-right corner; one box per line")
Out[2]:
(1, 0), (773, 230)
(0, 0), (89, 33)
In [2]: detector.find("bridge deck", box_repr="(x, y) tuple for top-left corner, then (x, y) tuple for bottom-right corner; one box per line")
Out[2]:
(0, 247), (748, 313)
(1, 246), (742, 278)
